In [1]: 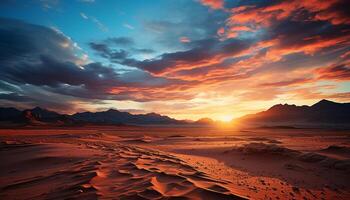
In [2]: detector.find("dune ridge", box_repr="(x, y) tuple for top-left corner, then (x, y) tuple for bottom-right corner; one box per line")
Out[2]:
(229, 142), (350, 170)
(0, 134), (246, 200)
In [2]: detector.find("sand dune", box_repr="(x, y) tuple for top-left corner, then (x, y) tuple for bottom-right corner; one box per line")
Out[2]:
(1, 127), (350, 199)
(0, 134), (246, 200)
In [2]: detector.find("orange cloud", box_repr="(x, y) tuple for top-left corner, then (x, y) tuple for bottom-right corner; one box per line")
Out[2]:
(315, 62), (350, 81)
(255, 34), (350, 63)
(259, 78), (313, 87)
(199, 0), (224, 10)
(179, 37), (191, 43)
(221, 0), (349, 39)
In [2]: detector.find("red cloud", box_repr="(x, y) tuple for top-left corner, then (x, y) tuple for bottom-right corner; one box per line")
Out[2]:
(221, 0), (350, 39)
(246, 33), (350, 64)
(259, 78), (313, 87)
(316, 62), (350, 81)
(199, 0), (224, 10)
(179, 37), (191, 43)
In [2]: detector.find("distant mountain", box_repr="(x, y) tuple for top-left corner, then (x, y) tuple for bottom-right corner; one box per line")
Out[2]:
(72, 109), (183, 125)
(0, 107), (22, 122)
(0, 107), (185, 126)
(1, 99), (349, 127)
(0, 107), (75, 125)
(238, 99), (350, 126)
(194, 118), (215, 125)
(21, 107), (75, 125)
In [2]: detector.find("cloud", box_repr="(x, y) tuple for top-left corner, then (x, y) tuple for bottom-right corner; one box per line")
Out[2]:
(78, 13), (108, 32)
(131, 48), (155, 54)
(80, 12), (88, 19)
(89, 37), (155, 59)
(90, 16), (108, 32)
(220, 0), (350, 39)
(199, 0), (224, 10)
(259, 78), (313, 87)
(39, 0), (60, 10)
(179, 37), (191, 43)
(1, 55), (121, 88)
(78, 0), (95, 3)
(123, 23), (134, 30)
(114, 38), (253, 76)
(0, 17), (84, 65)
(141, 4), (226, 50)
(89, 42), (129, 62)
(0, 17), (192, 111)
(105, 37), (135, 46)
(316, 62), (350, 80)
(0, 92), (34, 103)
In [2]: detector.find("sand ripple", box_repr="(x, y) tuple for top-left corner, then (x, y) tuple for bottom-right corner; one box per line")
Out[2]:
(89, 144), (246, 199)
(0, 140), (246, 200)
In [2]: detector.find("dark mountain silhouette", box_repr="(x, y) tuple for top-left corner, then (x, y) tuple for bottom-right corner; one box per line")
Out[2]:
(0, 107), (185, 126)
(0, 107), (75, 125)
(238, 99), (350, 126)
(1, 99), (349, 127)
(21, 107), (75, 125)
(0, 107), (22, 122)
(72, 109), (183, 125)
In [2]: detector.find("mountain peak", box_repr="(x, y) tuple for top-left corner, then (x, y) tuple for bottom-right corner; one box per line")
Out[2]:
(267, 103), (297, 112)
(32, 106), (46, 112)
(317, 99), (334, 104)
(106, 108), (119, 113)
(144, 112), (161, 117)
(239, 99), (350, 125)
(312, 99), (338, 108)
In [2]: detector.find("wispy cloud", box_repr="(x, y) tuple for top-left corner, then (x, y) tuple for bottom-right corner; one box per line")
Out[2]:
(79, 12), (108, 32)
(80, 12), (88, 19)
(123, 23), (134, 30)
(78, 0), (95, 3)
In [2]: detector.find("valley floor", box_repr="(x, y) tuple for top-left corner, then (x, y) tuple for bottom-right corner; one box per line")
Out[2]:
(0, 126), (349, 199)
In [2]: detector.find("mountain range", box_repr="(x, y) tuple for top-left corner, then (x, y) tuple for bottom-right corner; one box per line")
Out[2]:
(238, 99), (350, 126)
(0, 99), (349, 127)
(0, 107), (185, 126)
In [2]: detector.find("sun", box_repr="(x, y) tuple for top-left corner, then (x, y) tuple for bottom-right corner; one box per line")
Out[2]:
(219, 115), (233, 122)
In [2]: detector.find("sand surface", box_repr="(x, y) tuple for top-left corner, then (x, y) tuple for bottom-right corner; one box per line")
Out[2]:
(0, 126), (349, 199)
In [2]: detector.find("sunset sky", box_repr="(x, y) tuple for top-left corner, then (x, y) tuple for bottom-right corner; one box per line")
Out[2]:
(0, 0), (349, 121)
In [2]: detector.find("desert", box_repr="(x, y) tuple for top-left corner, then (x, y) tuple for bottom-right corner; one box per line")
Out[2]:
(1, 125), (350, 200)
(1, 0), (350, 199)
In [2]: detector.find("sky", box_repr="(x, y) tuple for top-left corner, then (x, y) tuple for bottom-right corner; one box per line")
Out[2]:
(0, 0), (349, 121)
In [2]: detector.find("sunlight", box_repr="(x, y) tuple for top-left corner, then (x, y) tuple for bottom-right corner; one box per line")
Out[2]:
(219, 115), (233, 122)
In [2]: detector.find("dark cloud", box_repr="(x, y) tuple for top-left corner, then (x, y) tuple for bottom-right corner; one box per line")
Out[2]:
(89, 42), (129, 62)
(105, 37), (134, 46)
(0, 92), (34, 102)
(1, 55), (121, 88)
(89, 37), (155, 63)
(0, 17), (191, 110)
(0, 17), (79, 64)
(90, 37), (253, 75)
(131, 48), (155, 54)
(316, 62), (350, 80)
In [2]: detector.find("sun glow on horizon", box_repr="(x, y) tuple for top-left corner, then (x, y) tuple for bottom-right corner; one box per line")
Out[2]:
(218, 115), (233, 122)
